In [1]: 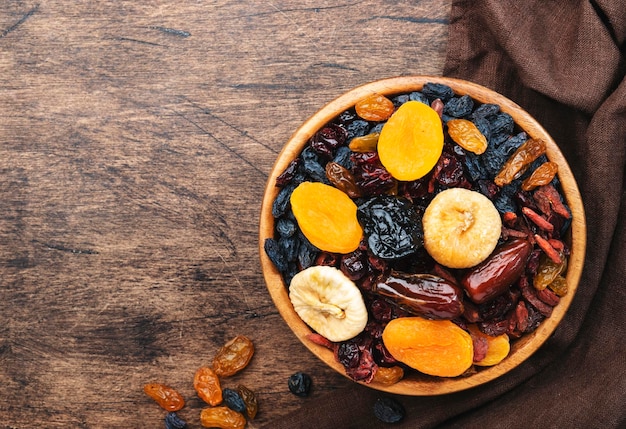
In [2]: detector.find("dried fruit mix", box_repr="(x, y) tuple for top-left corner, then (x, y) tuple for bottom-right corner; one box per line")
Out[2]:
(266, 83), (573, 382)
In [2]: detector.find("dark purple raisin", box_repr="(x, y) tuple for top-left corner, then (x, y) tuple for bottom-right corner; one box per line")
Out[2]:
(332, 145), (353, 170)
(165, 412), (187, 429)
(443, 94), (474, 118)
(391, 94), (410, 107)
(345, 119), (370, 139)
(301, 146), (329, 183)
(422, 82), (454, 102)
(373, 396), (405, 423)
(275, 158), (300, 187)
(278, 235), (299, 262)
(310, 123), (347, 159)
(471, 103), (500, 119)
(271, 182), (296, 218)
(409, 91), (430, 105)
(288, 372), (312, 397)
(336, 340), (360, 369)
(222, 388), (247, 414)
(340, 250), (368, 281)
(276, 217), (296, 238)
(264, 238), (288, 273)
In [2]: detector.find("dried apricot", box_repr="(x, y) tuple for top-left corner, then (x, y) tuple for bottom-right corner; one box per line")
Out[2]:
(290, 181), (363, 253)
(200, 406), (246, 429)
(381, 317), (473, 377)
(194, 367), (223, 406)
(143, 383), (185, 412)
(467, 324), (510, 366)
(377, 100), (444, 181)
(355, 94), (395, 121)
(447, 118), (488, 154)
(213, 335), (255, 377)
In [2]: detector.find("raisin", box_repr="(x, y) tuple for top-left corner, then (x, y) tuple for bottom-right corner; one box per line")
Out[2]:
(288, 372), (312, 397)
(310, 123), (347, 159)
(301, 146), (329, 184)
(373, 396), (405, 423)
(264, 238), (288, 273)
(236, 384), (258, 419)
(443, 94), (474, 118)
(344, 118), (370, 139)
(422, 82), (454, 101)
(275, 217), (296, 238)
(165, 412), (187, 429)
(447, 119), (488, 154)
(350, 152), (396, 195)
(349, 132), (380, 152)
(332, 145), (353, 169)
(325, 161), (362, 198)
(275, 158), (300, 187)
(222, 388), (247, 414)
(199, 406), (246, 429)
(470, 103), (500, 119)
(143, 383), (185, 412)
(213, 335), (255, 377)
(495, 138), (547, 186)
(355, 93), (395, 121)
(408, 91), (430, 105)
(522, 161), (558, 191)
(372, 366), (404, 385)
(194, 367), (223, 406)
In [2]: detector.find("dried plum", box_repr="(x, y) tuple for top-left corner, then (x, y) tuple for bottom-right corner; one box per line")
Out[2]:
(357, 195), (423, 260)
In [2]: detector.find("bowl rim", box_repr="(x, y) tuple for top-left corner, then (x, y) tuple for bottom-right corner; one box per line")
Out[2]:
(259, 75), (587, 395)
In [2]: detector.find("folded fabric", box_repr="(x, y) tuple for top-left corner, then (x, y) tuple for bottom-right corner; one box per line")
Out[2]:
(264, 1), (626, 427)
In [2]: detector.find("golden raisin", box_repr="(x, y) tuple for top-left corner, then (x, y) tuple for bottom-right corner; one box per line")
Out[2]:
(494, 138), (547, 186)
(348, 132), (380, 152)
(372, 366), (404, 385)
(213, 335), (255, 377)
(548, 275), (568, 297)
(521, 161), (558, 191)
(447, 118), (488, 154)
(377, 101), (444, 181)
(200, 406), (246, 429)
(355, 94), (395, 121)
(290, 181), (363, 253)
(143, 383), (185, 412)
(194, 367), (223, 406)
(382, 317), (473, 377)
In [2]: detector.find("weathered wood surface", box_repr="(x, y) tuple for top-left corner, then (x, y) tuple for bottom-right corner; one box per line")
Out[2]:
(0, 1), (451, 427)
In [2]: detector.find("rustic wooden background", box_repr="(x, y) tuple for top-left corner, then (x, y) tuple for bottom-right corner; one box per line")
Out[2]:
(0, 1), (451, 427)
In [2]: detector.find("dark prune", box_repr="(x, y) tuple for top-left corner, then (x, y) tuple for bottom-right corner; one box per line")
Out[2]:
(264, 238), (288, 273)
(373, 396), (405, 423)
(422, 82), (454, 101)
(222, 388), (247, 414)
(443, 95), (474, 118)
(357, 195), (423, 260)
(288, 372), (312, 397)
(165, 412), (187, 429)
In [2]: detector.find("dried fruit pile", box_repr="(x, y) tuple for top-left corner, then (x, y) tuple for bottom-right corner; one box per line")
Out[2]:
(144, 335), (258, 428)
(265, 82), (572, 382)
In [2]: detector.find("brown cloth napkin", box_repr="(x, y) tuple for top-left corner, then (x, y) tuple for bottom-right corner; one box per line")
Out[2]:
(264, 1), (626, 427)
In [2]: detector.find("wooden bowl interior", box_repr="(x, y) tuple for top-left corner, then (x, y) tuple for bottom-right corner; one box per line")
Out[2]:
(259, 76), (586, 395)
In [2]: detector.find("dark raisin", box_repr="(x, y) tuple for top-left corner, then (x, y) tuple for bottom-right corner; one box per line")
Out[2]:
(301, 146), (329, 183)
(350, 152), (396, 195)
(489, 112), (515, 140)
(297, 233), (318, 270)
(288, 372), (312, 397)
(264, 238), (288, 273)
(310, 123), (347, 159)
(337, 340), (360, 369)
(332, 145), (353, 170)
(164, 412), (187, 429)
(443, 94), (474, 118)
(391, 94), (410, 107)
(278, 235), (299, 262)
(276, 217), (296, 238)
(271, 182), (296, 218)
(345, 119), (370, 139)
(408, 91), (430, 105)
(471, 115), (491, 142)
(340, 249), (368, 281)
(471, 103), (500, 119)
(275, 158), (300, 187)
(422, 82), (454, 102)
(222, 388), (247, 414)
(373, 396), (405, 423)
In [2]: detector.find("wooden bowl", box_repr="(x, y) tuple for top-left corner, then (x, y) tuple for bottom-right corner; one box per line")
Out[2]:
(259, 76), (586, 395)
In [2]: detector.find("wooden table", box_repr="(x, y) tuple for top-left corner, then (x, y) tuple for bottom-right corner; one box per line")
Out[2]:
(0, 1), (451, 427)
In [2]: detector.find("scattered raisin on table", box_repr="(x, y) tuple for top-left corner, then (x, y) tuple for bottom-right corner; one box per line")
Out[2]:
(194, 367), (223, 406)
(213, 335), (255, 377)
(237, 384), (258, 419)
(143, 383), (185, 412)
(222, 388), (247, 414)
(373, 396), (405, 423)
(288, 372), (312, 397)
(200, 406), (246, 429)
(165, 412), (187, 429)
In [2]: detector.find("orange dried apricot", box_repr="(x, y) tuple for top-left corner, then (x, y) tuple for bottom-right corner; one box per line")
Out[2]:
(447, 118), (488, 154)
(355, 93), (395, 121)
(381, 317), (473, 377)
(467, 324), (510, 366)
(377, 101), (444, 181)
(290, 181), (363, 253)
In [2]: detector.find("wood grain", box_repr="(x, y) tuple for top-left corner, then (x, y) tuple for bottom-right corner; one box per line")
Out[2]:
(0, 1), (451, 427)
